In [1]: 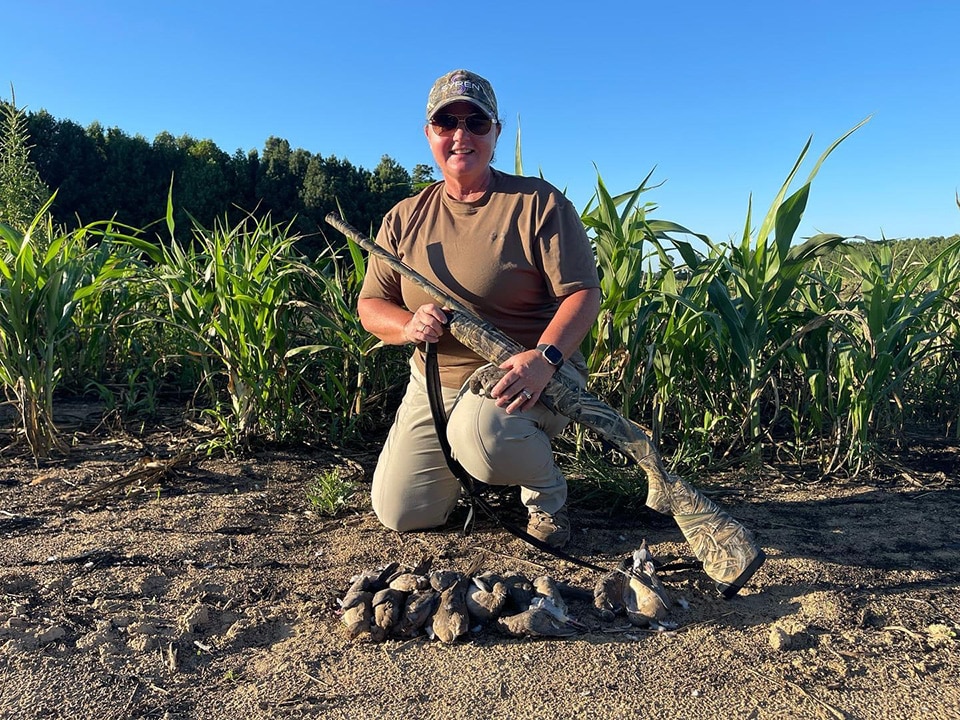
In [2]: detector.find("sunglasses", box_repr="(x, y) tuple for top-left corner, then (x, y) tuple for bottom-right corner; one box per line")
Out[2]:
(429, 112), (498, 136)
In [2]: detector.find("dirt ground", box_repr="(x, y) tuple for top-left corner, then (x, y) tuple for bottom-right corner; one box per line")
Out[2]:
(0, 406), (958, 720)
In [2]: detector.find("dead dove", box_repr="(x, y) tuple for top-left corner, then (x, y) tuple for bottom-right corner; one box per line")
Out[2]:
(429, 569), (463, 593)
(384, 555), (433, 591)
(389, 572), (430, 593)
(371, 587), (405, 641)
(502, 574), (534, 611)
(623, 541), (670, 626)
(411, 556), (434, 576)
(529, 585), (586, 631)
(496, 604), (580, 638)
(394, 589), (437, 638)
(346, 561), (400, 596)
(428, 573), (471, 643)
(344, 570), (378, 596)
(339, 590), (373, 639)
(593, 558), (630, 621)
(465, 573), (508, 624)
(532, 576), (568, 617)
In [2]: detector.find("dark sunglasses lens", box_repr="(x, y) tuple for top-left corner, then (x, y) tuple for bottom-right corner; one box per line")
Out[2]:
(430, 113), (493, 135)
(431, 114), (459, 132)
(465, 115), (493, 135)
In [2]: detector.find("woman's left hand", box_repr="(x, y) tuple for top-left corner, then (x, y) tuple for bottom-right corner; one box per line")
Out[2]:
(490, 349), (558, 414)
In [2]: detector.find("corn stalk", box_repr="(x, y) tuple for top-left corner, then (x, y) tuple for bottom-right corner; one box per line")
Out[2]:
(826, 237), (960, 473)
(0, 197), (125, 457)
(123, 190), (319, 453)
(665, 121), (867, 460)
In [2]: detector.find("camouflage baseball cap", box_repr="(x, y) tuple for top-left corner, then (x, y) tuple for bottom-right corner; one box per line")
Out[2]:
(425, 69), (498, 121)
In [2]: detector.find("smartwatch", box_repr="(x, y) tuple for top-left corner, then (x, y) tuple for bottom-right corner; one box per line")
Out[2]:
(537, 343), (564, 370)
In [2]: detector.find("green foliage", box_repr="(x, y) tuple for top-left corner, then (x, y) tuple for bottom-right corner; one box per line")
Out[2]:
(580, 169), (666, 419)
(3, 100), (958, 484)
(64, 241), (174, 413)
(0, 199), (130, 456)
(0, 92), (50, 230)
(122, 192), (324, 453)
(823, 238), (960, 471)
(367, 155), (418, 221)
(695, 123), (862, 457)
(572, 118), (959, 476)
(0, 98), (139, 457)
(23, 110), (419, 249)
(556, 435), (650, 511)
(108, 189), (410, 454)
(920, 236), (960, 438)
(306, 468), (357, 516)
(411, 163), (436, 191)
(292, 233), (410, 442)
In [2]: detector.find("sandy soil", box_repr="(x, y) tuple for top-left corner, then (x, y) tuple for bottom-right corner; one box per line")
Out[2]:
(0, 409), (958, 720)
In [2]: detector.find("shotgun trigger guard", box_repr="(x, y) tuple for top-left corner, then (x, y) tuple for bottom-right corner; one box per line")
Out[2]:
(467, 364), (507, 399)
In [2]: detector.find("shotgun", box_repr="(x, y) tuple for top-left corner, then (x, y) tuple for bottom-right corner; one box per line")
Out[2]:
(326, 213), (764, 598)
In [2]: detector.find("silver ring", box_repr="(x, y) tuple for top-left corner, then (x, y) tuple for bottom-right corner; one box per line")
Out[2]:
(419, 323), (426, 332)
(520, 389), (533, 400)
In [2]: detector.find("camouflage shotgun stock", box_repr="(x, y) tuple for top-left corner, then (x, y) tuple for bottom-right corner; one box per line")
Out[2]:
(327, 214), (764, 598)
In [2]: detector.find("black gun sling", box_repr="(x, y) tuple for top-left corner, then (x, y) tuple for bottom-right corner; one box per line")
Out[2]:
(423, 340), (701, 578)
(424, 340), (611, 574)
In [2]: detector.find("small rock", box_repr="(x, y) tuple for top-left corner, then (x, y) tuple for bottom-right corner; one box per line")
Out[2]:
(5, 617), (29, 631)
(769, 626), (793, 650)
(93, 598), (127, 613)
(77, 622), (120, 650)
(42, 577), (72, 593)
(127, 622), (160, 636)
(180, 603), (211, 634)
(769, 619), (809, 651)
(2, 637), (36, 653)
(128, 635), (158, 653)
(38, 625), (67, 644)
(224, 618), (256, 642)
(139, 574), (168, 597)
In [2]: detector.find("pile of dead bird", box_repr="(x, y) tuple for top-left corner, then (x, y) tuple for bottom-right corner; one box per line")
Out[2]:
(338, 542), (673, 642)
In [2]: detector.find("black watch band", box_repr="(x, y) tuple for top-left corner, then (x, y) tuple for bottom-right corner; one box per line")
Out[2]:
(537, 343), (564, 369)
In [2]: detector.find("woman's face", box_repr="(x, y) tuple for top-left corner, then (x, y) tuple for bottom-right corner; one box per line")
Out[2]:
(425, 100), (500, 186)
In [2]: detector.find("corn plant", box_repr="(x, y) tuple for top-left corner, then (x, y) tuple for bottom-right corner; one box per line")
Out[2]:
(661, 122), (866, 463)
(648, 240), (735, 465)
(578, 170), (728, 466)
(123, 193), (321, 452)
(0, 94), (145, 453)
(916, 236), (960, 437)
(292, 234), (409, 442)
(57, 229), (159, 396)
(777, 262), (847, 464)
(580, 169), (668, 418)
(0, 197), (128, 457)
(825, 238), (960, 472)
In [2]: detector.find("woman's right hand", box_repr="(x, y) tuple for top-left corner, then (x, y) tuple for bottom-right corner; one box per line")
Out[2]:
(404, 303), (448, 344)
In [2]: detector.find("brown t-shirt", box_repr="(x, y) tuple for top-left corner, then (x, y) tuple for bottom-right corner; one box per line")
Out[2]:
(359, 169), (600, 388)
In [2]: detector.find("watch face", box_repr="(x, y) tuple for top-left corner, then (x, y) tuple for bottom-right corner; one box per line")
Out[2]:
(541, 344), (563, 365)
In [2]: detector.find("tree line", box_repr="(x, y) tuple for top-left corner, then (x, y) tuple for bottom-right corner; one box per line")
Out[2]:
(15, 103), (434, 254)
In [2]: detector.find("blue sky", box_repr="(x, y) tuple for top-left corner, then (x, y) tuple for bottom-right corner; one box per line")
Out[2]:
(4, 1), (958, 242)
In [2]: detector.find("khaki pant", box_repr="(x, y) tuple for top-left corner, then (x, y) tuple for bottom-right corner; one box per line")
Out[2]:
(371, 356), (586, 531)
